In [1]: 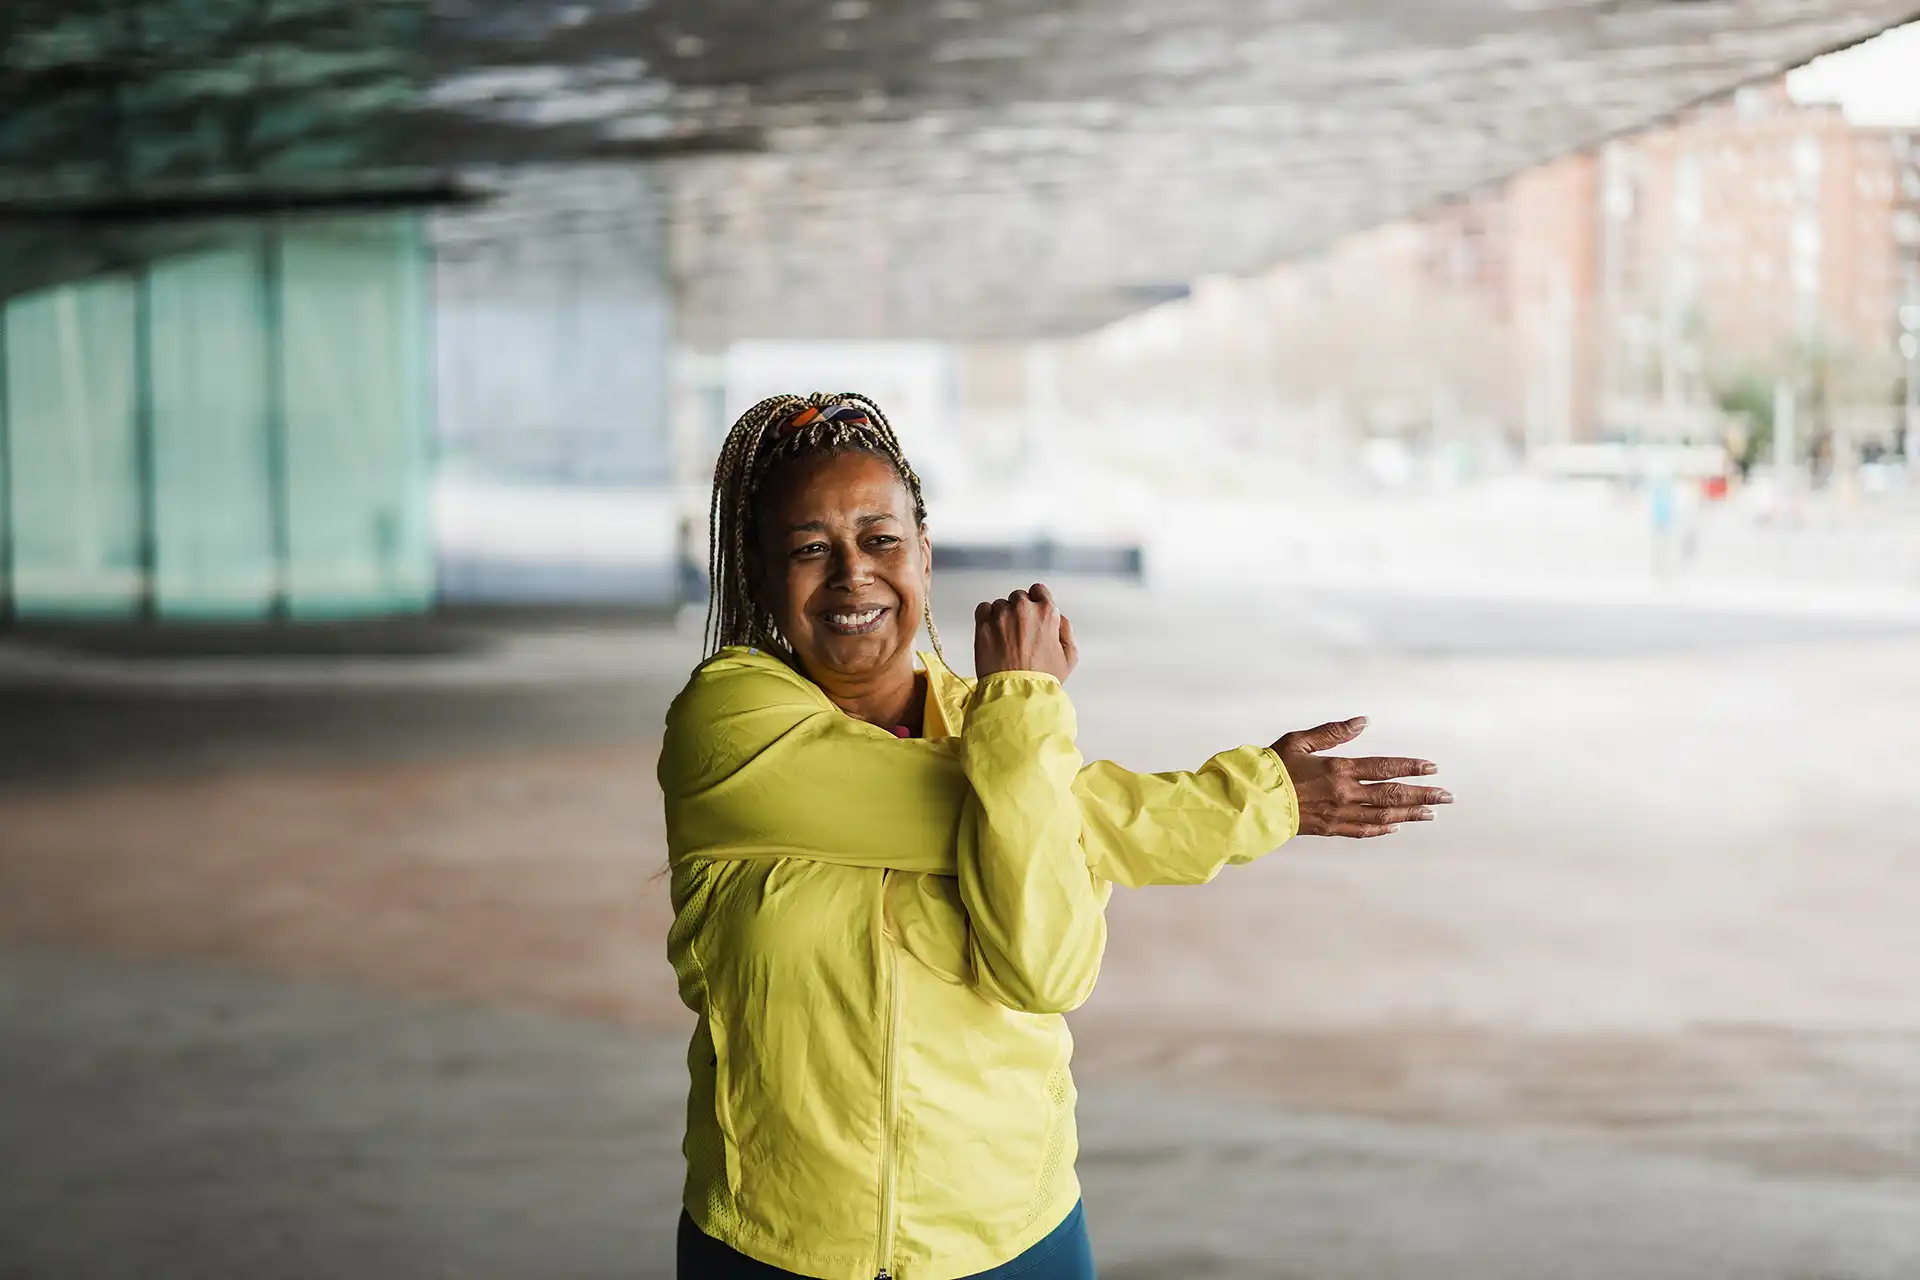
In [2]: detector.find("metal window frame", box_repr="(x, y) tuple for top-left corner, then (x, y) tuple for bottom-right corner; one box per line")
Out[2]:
(262, 219), (292, 620)
(0, 300), (10, 627)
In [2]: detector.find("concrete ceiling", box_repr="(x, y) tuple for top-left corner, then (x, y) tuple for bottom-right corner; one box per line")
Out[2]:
(6, 1), (1920, 341)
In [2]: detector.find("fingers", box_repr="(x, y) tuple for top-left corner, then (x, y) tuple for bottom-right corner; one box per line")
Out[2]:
(982, 585), (1062, 635)
(1356, 805), (1435, 825)
(1318, 808), (1431, 837)
(1290, 736), (1453, 838)
(1305, 800), (1436, 837)
(1277, 717), (1366, 756)
(1350, 756), (1440, 781)
(1007, 583), (1056, 616)
(1359, 781), (1453, 807)
(1326, 820), (1398, 838)
(988, 584), (1056, 613)
(1059, 613), (1078, 667)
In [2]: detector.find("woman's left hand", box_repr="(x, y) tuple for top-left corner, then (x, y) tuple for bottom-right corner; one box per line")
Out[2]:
(1271, 718), (1451, 837)
(1267, 721), (1443, 840)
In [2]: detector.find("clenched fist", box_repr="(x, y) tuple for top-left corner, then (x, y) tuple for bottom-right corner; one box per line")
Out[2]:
(974, 583), (1078, 684)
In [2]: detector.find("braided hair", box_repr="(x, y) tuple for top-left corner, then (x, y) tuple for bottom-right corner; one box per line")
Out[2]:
(704, 391), (944, 664)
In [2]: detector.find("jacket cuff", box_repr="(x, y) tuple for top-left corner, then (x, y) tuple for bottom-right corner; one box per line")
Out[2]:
(973, 669), (1063, 695)
(1255, 745), (1303, 843)
(966, 670), (1076, 747)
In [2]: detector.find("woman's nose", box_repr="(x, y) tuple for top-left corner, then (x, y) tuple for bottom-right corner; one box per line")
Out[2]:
(830, 545), (875, 586)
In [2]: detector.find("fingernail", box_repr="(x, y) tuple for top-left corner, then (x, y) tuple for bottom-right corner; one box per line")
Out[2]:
(1420, 763), (1438, 775)
(1417, 808), (1434, 821)
(1437, 791), (1454, 803)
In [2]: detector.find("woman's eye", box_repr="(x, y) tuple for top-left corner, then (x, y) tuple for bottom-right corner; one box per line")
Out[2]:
(867, 535), (900, 549)
(791, 542), (828, 559)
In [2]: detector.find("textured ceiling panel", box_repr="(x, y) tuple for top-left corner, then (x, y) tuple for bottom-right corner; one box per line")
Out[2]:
(6, 1), (1918, 339)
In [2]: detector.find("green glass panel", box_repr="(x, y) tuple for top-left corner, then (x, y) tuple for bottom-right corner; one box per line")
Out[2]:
(148, 232), (276, 619)
(0, 309), (7, 613)
(277, 214), (432, 617)
(1, 214), (434, 623)
(2, 273), (143, 618)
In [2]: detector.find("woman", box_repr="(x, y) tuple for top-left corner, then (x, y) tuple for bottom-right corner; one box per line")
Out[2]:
(660, 393), (1451, 1280)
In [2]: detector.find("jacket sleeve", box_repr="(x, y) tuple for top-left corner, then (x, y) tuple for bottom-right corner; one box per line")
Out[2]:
(1072, 747), (1300, 888)
(661, 650), (1299, 889)
(659, 652), (970, 875)
(956, 671), (1110, 1015)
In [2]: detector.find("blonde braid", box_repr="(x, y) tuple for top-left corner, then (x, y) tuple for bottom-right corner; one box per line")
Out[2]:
(704, 391), (944, 665)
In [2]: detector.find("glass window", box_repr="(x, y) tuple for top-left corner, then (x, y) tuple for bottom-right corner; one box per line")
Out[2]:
(2, 214), (432, 620)
(2, 272), (143, 617)
(1794, 135), (1823, 182)
(278, 215), (433, 617)
(148, 230), (278, 618)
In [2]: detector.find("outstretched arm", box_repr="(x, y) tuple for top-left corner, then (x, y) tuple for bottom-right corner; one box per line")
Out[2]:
(661, 653), (1450, 885)
(661, 590), (1450, 894)
(1073, 717), (1452, 888)
(1073, 747), (1298, 889)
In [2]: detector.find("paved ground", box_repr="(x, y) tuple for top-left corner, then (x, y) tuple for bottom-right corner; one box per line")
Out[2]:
(2, 575), (1918, 1277)
(6, 949), (1918, 1280)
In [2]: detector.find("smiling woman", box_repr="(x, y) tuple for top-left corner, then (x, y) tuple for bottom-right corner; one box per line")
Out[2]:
(701, 393), (944, 737)
(660, 392), (1452, 1280)
(760, 449), (935, 732)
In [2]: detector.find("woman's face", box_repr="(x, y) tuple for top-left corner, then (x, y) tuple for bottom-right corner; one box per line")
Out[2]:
(757, 451), (931, 687)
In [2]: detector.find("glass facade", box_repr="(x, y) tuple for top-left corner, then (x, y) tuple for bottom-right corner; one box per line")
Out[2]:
(2, 271), (142, 616)
(0, 214), (432, 621)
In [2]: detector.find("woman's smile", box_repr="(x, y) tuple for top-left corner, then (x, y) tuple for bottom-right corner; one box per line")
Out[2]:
(821, 605), (889, 635)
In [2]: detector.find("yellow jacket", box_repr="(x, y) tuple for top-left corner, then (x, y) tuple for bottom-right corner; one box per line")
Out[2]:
(661, 646), (1299, 1280)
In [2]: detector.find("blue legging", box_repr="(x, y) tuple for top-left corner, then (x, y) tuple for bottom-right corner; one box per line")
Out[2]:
(677, 1201), (1096, 1280)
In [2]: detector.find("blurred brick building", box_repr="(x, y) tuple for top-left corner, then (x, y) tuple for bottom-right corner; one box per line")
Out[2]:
(953, 78), (1920, 475)
(1597, 84), (1918, 440)
(1419, 80), (1920, 446)
(1417, 155), (1602, 447)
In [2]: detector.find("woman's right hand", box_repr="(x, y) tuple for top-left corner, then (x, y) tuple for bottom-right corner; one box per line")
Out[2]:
(974, 583), (1078, 683)
(1272, 718), (1452, 837)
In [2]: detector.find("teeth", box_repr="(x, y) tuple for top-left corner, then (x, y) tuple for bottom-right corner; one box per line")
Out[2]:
(827, 608), (883, 626)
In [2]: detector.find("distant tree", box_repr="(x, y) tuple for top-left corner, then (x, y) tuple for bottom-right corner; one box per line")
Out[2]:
(1711, 370), (1774, 477)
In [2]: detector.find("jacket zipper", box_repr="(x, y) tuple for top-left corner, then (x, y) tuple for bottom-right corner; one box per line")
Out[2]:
(875, 932), (903, 1280)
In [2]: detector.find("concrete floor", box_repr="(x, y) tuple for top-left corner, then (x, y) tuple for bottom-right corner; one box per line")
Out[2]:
(2, 576), (1918, 1278)
(5, 948), (1919, 1280)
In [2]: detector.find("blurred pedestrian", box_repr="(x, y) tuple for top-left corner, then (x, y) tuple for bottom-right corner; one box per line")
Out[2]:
(658, 393), (1452, 1279)
(677, 514), (713, 609)
(1650, 469), (1677, 577)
